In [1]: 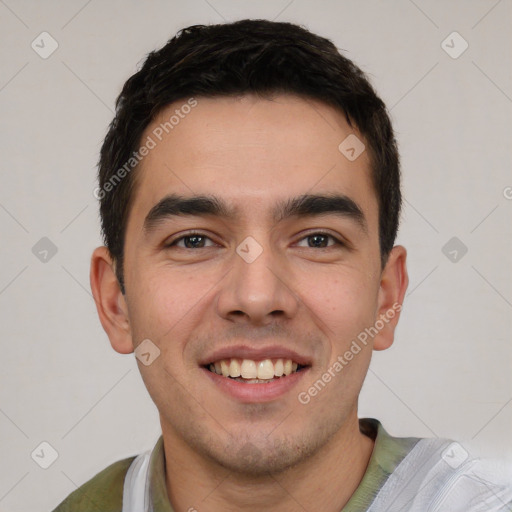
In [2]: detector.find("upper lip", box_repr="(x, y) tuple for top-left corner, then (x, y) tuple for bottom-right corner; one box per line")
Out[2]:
(199, 345), (312, 367)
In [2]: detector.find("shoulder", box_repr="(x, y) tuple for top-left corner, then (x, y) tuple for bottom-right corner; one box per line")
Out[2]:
(52, 456), (136, 512)
(369, 435), (512, 511)
(430, 456), (512, 511)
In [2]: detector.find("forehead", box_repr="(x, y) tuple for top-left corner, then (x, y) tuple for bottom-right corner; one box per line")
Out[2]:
(129, 94), (377, 227)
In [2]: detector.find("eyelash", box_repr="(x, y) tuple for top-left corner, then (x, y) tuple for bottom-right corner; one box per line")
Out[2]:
(166, 231), (344, 249)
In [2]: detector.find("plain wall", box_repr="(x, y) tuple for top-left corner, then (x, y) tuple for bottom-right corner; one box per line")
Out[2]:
(0, 1), (510, 510)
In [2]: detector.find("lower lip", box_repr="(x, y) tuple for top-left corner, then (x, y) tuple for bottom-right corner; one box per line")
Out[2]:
(202, 367), (309, 403)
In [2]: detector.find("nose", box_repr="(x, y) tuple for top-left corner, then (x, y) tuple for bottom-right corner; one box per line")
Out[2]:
(215, 243), (300, 326)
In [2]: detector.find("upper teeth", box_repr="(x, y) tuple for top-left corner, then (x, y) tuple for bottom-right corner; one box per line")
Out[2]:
(209, 358), (299, 380)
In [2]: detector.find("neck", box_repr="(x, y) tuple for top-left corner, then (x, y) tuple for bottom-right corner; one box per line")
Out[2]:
(161, 412), (375, 512)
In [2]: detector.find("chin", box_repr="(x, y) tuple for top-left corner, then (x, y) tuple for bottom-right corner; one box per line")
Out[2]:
(203, 431), (326, 477)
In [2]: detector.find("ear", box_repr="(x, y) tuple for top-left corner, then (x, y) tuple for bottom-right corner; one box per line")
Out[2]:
(372, 245), (408, 351)
(90, 246), (134, 354)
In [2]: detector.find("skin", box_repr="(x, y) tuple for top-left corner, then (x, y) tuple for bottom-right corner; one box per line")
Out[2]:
(90, 94), (408, 512)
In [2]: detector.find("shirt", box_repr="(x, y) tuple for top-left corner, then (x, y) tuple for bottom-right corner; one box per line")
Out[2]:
(51, 417), (512, 512)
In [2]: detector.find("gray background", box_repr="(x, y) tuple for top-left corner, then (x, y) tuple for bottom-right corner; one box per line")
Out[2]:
(0, 1), (511, 510)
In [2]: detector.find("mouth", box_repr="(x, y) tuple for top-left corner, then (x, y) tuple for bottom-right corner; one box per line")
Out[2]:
(199, 346), (312, 402)
(204, 357), (308, 384)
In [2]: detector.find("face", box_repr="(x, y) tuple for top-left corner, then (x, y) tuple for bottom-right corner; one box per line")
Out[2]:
(96, 94), (406, 475)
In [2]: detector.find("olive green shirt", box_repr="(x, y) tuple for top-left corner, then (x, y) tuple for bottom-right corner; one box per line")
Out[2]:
(51, 418), (420, 512)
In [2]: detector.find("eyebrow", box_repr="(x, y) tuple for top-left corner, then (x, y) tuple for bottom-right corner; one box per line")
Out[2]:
(143, 193), (367, 234)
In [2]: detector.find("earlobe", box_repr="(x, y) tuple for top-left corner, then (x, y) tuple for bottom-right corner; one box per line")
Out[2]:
(90, 247), (134, 354)
(373, 245), (409, 351)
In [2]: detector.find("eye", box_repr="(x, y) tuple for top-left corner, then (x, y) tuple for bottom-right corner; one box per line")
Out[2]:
(168, 232), (216, 249)
(296, 232), (342, 248)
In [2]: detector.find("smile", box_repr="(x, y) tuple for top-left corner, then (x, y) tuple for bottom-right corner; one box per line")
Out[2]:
(206, 358), (306, 383)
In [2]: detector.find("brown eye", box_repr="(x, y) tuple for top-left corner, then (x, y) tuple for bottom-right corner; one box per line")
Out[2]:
(183, 235), (206, 248)
(296, 233), (341, 248)
(169, 233), (216, 249)
(308, 234), (329, 247)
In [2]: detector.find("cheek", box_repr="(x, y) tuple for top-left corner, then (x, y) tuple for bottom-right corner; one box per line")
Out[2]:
(301, 270), (378, 402)
(127, 267), (212, 344)
(128, 269), (212, 401)
(308, 268), (377, 322)
(302, 267), (379, 347)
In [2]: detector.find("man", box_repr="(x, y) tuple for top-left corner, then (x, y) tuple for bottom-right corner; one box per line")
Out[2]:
(53, 19), (511, 512)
